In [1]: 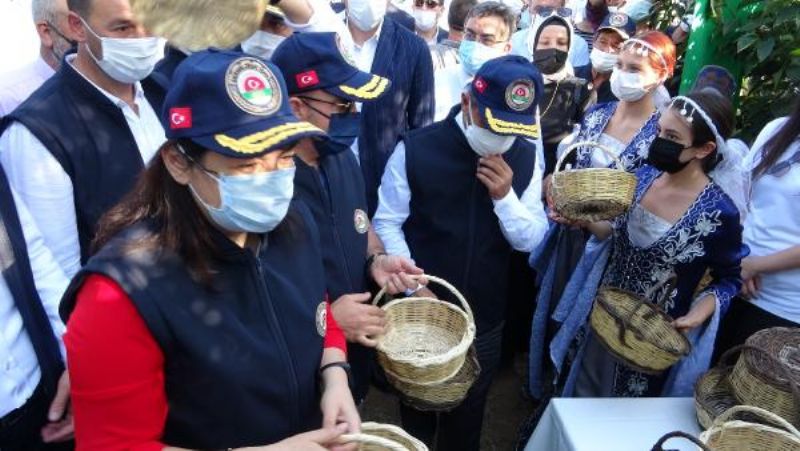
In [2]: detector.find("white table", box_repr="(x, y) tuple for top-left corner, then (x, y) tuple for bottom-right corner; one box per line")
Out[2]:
(525, 398), (702, 451)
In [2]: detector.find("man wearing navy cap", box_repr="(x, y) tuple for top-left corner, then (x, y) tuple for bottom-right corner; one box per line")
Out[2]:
(271, 32), (425, 404)
(373, 55), (549, 450)
(575, 12), (635, 103)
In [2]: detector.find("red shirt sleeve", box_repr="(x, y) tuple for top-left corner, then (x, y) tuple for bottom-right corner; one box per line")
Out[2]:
(324, 296), (347, 355)
(65, 274), (167, 451)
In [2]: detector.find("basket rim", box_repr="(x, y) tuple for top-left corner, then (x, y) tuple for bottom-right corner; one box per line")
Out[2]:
(385, 346), (481, 387)
(700, 405), (800, 442)
(553, 140), (625, 174)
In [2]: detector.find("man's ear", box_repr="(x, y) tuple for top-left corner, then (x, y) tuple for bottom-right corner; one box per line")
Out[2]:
(289, 97), (308, 121)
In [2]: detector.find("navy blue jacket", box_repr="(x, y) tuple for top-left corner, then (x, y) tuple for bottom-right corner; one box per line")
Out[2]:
(575, 64), (617, 104)
(402, 107), (535, 333)
(360, 16), (435, 214)
(0, 58), (164, 264)
(60, 203), (327, 449)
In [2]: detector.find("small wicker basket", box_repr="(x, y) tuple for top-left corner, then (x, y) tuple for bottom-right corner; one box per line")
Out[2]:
(694, 366), (738, 430)
(699, 405), (800, 451)
(373, 275), (476, 385)
(386, 345), (481, 412)
(589, 284), (691, 374)
(340, 422), (428, 451)
(551, 141), (638, 222)
(728, 328), (800, 427)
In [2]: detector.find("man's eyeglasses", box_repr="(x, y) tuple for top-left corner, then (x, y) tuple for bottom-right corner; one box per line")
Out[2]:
(414, 0), (442, 8)
(767, 149), (800, 177)
(298, 96), (354, 116)
(463, 31), (507, 47)
(532, 6), (573, 18)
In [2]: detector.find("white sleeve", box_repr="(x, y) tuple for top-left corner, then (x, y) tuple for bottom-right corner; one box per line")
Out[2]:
(0, 123), (81, 278)
(491, 141), (549, 253)
(13, 188), (69, 359)
(284, 0), (348, 35)
(569, 35), (590, 67)
(372, 142), (413, 259)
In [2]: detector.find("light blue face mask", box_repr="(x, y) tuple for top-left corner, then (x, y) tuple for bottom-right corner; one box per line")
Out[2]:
(190, 166), (296, 234)
(458, 40), (506, 76)
(518, 10), (532, 29)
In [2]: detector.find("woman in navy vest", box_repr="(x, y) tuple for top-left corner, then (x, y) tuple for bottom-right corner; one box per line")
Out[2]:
(60, 50), (360, 450)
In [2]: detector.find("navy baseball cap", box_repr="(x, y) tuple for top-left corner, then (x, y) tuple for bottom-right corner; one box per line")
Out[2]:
(162, 48), (325, 158)
(597, 12), (636, 40)
(470, 55), (543, 138)
(271, 32), (391, 102)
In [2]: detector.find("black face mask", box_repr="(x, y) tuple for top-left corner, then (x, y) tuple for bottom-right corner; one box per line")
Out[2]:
(647, 136), (691, 173)
(313, 112), (361, 157)
(533, 48), (568, 75)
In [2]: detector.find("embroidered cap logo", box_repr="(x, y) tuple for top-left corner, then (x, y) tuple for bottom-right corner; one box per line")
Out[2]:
(505, 80), (535, 112)
(169, 107), (193, 130)
(224, 57), (282, 116)
(296, 70), (320, 89)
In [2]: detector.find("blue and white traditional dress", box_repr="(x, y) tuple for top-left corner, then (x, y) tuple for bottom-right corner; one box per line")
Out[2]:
(568, 165), (746, 397)
(528, 102), (660, 399)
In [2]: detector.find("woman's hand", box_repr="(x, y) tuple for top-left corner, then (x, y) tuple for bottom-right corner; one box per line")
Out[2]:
(740, 256), (763, 298)
(672, 294), (716, 334)
(253, 424), (349, 451)
(320, 366), (360, 451)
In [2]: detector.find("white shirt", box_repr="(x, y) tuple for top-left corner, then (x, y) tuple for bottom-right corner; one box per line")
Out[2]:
(0, 57), (55, 116)
(743, 117), (800, 323)
(0, 55), (165, 278)
(373, 112), (549, 258)
(0, 188), (69, 417)
(433, 64), (471, 121)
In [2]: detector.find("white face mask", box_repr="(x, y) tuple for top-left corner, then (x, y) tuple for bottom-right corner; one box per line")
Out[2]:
(590, 48), (618, 73)
(241, 30), (286, 60)
(413, 9), (438, 32)
(82, 19), (165, 84)
(347, 0), (387, 32)
(462, 104), (516, 156)
(610, 68), (654, 102)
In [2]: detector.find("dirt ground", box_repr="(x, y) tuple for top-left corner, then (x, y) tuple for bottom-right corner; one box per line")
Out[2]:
(360, 358), (537, 451)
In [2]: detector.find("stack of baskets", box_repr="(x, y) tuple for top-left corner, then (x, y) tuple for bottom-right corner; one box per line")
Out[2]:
(372, 275), (479, 411)
(694, 327), (800, 430)
(550, 141), (638, 222)
(340, 422), (428, 450)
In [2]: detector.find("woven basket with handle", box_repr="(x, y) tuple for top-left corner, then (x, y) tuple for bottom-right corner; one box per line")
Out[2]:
(651, 431), (711, 451)
(339, 422), (428, 451)
(551, 141), (638, 222)
(589, 276), (691, 374)
(373, 275), (476, 385)
(386, 345), (480, 412)
(728, 328), (800, 427)
(693, 365), (738, 430)
(699, 405), (800, 450)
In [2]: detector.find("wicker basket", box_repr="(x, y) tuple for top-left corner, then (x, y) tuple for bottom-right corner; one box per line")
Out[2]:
(387, 345), (481, 412)
(699, 405), (800, 450)
(551, 141), (637, 222)
(340, 422), (428, 451)
(651, 431), (711, 451)
(728, 328), (800, 426)
(694, 366), (738, 430)
(589, 284), (691, 374)
(373, 275), (476, 385)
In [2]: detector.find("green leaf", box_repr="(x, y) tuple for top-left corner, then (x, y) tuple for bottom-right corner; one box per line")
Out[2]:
(738, 34), (758, 52)
(791, 48), (800, 57)
(757, 37), (776, 62)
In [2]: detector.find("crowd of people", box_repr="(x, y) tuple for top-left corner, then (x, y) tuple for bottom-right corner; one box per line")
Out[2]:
(0, 0), (797, 450)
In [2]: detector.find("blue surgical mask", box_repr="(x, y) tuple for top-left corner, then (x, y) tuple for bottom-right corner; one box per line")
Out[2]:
(190, 166), (296, 234)
(459, 40), (506, 76)
(314, 112), (361, 157)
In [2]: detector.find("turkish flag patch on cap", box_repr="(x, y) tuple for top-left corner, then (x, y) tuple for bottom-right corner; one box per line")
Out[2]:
(169, 107), (192, 130)
(474, 77), (488, 94)
(296, 70), (320, 89)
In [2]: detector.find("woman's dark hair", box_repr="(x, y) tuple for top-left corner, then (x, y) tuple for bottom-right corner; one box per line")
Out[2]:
(672, 88), (735, 173)
(92, 139), (223, 286)
(752, 98), (800, 178)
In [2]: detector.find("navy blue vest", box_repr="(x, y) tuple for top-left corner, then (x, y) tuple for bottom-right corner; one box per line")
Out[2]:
(0, 58), (164, 264)
(60, 203), (327, 450)
(293, 152), (374, 402)
(403, 107), (535, 333)
(0, 166), (63, 398)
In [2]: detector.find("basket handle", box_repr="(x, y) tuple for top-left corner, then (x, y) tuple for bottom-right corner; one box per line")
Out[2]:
(712, 405), (800, 438)
(371, 274), (475, 325)
(553, 140), (622, 174)
(650, 431), (711, 451)
(338, 432), (409, 450)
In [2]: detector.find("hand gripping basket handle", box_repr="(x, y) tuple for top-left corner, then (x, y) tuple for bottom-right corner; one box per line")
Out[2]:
(651, 431), (712, 451)
(372, 274), (475, 326)
(722, 343), (800, 405)
(338, 432), (409, 451)
(553, 140), (623, 175)
(712, 405), (800, 438)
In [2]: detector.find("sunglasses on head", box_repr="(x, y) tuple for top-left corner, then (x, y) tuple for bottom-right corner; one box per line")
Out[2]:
(414, 0), (442, 7)
(532, 6), (573, 18)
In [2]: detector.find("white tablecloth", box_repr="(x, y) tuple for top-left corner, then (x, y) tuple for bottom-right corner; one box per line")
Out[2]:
(525, 397), (702, 451)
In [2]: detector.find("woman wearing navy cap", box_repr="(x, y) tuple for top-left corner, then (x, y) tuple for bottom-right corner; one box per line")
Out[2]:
(60, 50), (360, 450)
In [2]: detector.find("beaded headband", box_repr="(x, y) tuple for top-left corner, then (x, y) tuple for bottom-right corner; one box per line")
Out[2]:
(623, 38), (669, 73)
(670, 95), (723, 145)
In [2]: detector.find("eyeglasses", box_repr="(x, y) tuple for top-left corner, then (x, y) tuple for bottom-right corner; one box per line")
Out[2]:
(298, 96), (354, 113)
(766, 149), (800, 177)
(463, 30), (507, 47)
(414, 0), (442, 8)
(532, 6), (573, 18)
